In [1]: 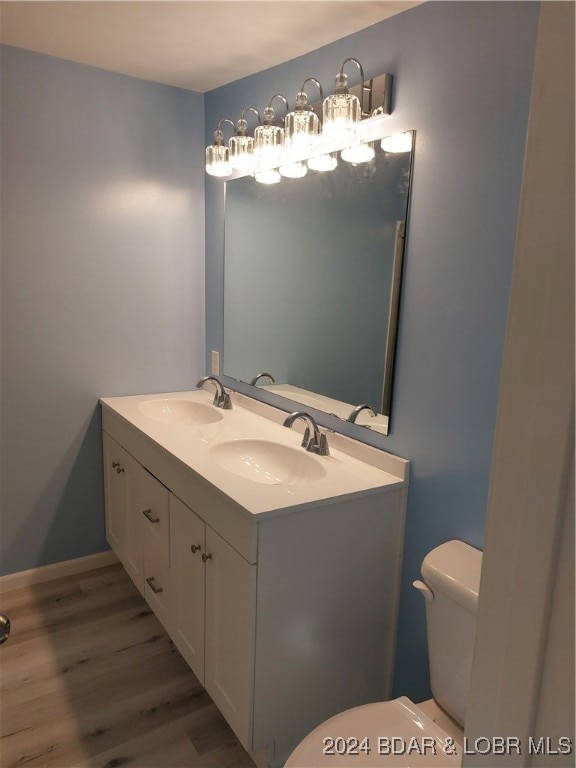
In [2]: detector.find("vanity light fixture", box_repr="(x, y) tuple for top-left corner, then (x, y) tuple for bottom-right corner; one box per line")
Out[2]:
(254, 94), (289, 167)
(341, 141), (375, 164)
(205, 62), (394, 179)
(206, 118), (235, 177)
(229, 107), (261, 171)
(381, 131), (413, 153)
(323, 57), (366, 141)
(307, 152), (338, 172)
(285, 77), (323, 150)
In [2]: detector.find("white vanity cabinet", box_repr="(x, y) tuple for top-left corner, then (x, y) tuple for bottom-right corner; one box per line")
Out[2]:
(101, 391), (409, 767)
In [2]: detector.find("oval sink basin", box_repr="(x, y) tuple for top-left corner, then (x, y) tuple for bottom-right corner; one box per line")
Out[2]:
(210, 439), (326, 486)
(138, 399), (223, 425)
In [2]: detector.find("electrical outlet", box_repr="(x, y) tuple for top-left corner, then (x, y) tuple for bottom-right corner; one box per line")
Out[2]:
(211, 350), (220, 375)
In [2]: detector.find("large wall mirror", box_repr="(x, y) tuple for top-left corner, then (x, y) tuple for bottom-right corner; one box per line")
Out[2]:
(223, 129), (415, 435)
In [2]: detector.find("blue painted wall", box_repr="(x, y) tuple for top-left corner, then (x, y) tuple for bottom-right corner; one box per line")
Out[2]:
(0, 46), (205, 576)
(204, 2), (540, 700)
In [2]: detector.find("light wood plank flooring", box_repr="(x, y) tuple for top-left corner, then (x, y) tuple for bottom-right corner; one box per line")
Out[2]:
(0, 563), (256, 768)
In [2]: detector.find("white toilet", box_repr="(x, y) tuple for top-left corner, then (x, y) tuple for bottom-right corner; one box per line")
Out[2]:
(285, 540), (482, 767)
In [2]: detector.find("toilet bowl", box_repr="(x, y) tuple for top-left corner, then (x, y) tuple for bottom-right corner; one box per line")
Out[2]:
(285, 541), (482, 767)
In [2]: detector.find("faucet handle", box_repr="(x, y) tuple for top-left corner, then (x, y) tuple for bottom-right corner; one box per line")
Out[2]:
(313, 431), (330, 457)
(217, 390), (232, 410)
(305, 429), (330, 456)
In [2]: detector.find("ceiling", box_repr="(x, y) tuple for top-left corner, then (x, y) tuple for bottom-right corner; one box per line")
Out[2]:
(0, 1), (421, 92)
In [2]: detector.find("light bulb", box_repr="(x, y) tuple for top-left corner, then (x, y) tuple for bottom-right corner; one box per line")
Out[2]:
(279, 161), (308, 179)
(381, 132), (413, 153)
(307, 153), (338, 172)
(341, 142), (375, 164)
(255, 168), (281, 184)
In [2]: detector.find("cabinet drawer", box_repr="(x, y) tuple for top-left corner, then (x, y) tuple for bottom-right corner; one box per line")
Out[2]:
(143, 528), (171, 631)
(133, 464), (169, 559)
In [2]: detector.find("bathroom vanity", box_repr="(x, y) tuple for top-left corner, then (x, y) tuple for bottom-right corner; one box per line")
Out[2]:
(100, 389), (409, 766)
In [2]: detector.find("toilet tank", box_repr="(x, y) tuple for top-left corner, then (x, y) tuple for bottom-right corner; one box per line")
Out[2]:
(421, 540), (482, 726)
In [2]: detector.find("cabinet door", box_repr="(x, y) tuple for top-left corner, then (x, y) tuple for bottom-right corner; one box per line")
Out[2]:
(102, 434), (129, 559)
(205, 526), (256, 748)
(170, 496), (206, 684)
(122, 452), (145, 594)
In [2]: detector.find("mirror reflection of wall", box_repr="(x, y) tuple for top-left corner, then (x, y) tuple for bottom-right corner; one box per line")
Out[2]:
(223, 132), (414, 433)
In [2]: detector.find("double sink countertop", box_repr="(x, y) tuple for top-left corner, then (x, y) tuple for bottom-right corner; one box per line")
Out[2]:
(100, 388), (409, 519)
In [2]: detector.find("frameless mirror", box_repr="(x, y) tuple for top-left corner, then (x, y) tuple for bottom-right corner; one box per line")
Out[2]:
(223, 130), (415, 434)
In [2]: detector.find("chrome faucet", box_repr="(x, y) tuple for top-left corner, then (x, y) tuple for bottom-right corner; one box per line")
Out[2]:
(346, 404), (377, 423)
(196, 375), (232, 409)
(250, 372), (275, 386)
(283, 411), (330, 456)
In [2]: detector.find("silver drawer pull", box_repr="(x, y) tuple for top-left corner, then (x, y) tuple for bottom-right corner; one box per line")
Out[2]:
(146, 576), (163, 594)
(142, 508), (160, 523)
(202, 553), (212, 563)
(190, 544), (201, 554)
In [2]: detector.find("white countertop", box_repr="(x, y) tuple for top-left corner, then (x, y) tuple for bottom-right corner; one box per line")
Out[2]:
(100, 389), (407, 518)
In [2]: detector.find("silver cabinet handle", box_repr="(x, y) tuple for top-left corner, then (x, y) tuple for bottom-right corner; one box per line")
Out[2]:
(190, 544), (201, 554)
(146, 576), (163, 594)
(142, 508), (160, 523)
(201, 552), (212, 563)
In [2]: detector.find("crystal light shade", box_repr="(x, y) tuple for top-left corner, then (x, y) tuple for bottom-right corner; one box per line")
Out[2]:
(323, 92), (361, 140)
(323, 61), (365, 140)
(341, 142), (375, 164)
(205, 143), (232, 177)
(307, 153), (338, 172)
(254, 124), (285, 166)
(285, 109), (320, 149)
(229, 134), (255, 170)
(285, 79), (323, 150)
(205, 120), (235, 177)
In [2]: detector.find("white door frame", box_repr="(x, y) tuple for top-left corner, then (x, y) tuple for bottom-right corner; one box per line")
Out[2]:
(463, 3), (574, 766)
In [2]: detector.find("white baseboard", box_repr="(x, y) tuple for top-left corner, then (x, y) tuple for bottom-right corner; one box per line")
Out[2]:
(0, 550), (119, 593)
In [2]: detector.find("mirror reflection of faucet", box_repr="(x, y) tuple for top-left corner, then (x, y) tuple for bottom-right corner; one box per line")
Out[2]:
(283, 411), (330, 456)
(250, 372), (275, 386)
(346, 403), (377, 423)
(196, 375), (232, 409)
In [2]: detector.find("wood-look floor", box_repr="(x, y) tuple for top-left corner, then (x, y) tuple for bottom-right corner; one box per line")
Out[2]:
(0, 563), (256, 768)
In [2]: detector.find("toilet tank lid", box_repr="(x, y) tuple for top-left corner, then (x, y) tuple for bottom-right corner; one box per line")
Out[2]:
(421, 540), (482, 612)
